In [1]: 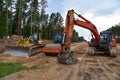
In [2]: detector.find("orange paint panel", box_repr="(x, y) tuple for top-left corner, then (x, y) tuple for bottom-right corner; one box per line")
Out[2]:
(112, 39), (117, 47)
(41, 48), (61, 53)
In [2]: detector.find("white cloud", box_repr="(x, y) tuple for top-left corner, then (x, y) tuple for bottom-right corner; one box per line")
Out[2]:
(74, 11), (120, 40)
(92, 11), (120, 32)
(60, 0), (120, 40)
(83, 13), (94, 20)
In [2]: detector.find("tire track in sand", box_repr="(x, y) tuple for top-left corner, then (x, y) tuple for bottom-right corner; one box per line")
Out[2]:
(97, 56), (120, 80)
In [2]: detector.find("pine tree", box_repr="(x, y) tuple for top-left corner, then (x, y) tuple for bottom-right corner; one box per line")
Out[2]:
(0, 0), (6, 38)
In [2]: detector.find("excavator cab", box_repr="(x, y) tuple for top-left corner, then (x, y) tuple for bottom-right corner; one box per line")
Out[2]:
(88, 31), (117, 57)
(99, 31), (112, 49)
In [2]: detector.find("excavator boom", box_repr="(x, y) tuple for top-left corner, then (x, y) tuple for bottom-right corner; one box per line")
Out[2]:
(74, 20), (100, 46)
(62, 10), (100, 50)
(58, 10), (100, 64)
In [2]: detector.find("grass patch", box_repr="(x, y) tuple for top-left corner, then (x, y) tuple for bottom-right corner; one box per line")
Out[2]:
(0, 62), (30, 78)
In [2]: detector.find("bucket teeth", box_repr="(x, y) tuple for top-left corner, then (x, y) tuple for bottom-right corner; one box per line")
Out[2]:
(57, 50), (77, 65)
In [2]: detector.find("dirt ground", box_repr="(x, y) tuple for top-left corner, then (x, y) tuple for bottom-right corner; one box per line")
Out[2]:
(0, 42), (120, 80)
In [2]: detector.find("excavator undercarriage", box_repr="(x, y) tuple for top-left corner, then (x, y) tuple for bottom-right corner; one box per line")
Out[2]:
(88, 47), (116, 57)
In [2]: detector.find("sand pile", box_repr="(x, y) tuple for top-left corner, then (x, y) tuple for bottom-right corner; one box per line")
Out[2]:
(0, 35), (21, 46)
(74, 42), (88, 54)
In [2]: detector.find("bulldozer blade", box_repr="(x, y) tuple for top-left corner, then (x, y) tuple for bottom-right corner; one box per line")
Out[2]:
(57, 50), (77, 65)
(4, 45), (43, 57)
(4, 46), (29, 57)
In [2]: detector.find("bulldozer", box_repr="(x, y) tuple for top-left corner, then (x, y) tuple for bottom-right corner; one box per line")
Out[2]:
(42, 10), (117, 65)
(4, 33), (44, 57)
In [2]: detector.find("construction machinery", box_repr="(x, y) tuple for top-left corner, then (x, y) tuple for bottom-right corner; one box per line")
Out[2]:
(42, 10), (117, 64)
(4, 33), (44, 57)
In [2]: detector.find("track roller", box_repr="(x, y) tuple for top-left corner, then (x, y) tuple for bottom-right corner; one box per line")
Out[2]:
(109, 48), (116, 57)
(57, 50), (77, 65)
(88, 48), (95, 56)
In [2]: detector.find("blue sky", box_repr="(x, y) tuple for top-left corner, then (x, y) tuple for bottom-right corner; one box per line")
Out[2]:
(46, 0), (120, 40)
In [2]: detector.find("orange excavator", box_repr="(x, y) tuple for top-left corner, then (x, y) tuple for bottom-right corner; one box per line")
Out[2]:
(42, 10), (117, 64)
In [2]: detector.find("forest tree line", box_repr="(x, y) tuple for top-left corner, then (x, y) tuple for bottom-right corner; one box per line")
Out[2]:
(107, 23), (120, 43)
(107, 23), (120, 37)
(0, 0), (119, 42)
(0, 0), (82, 42)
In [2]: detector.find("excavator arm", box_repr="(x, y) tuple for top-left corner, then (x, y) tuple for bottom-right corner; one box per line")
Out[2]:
(58, 10), (100, 64)
(74, 19), (100, 46)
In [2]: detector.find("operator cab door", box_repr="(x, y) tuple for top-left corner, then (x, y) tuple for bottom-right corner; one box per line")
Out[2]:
(99, 31), (112, 49)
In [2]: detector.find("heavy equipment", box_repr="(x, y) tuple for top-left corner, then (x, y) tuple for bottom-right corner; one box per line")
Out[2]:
(42, 10), (117, 64)
(4, 33), (44, 57)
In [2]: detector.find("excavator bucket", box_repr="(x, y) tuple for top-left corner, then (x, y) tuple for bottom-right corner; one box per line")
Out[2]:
(57, 50), (77, 65)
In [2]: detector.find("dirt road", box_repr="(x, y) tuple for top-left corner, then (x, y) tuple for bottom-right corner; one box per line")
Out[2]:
(0, 42), (120, 80)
